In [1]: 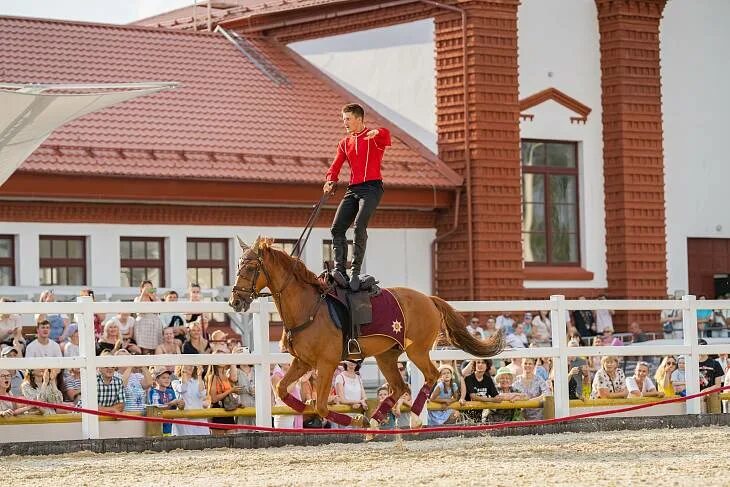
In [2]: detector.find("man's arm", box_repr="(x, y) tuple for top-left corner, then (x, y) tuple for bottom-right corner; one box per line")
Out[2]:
(324, 140), (347, 189)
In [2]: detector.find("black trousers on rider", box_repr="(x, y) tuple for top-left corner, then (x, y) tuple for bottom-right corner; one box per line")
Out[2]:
(330, 180), (384, 276)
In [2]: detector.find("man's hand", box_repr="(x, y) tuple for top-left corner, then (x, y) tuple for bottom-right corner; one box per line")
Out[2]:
(323, 181), (335, 194)
(364, 129), (379, 140)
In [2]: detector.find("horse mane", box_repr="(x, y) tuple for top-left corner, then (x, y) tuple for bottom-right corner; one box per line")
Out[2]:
(256, 238), (326, 292)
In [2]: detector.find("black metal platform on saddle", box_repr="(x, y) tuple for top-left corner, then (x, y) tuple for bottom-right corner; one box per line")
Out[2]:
(321, 273), (381, 358)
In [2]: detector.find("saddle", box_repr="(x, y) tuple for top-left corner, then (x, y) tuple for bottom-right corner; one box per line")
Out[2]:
(319, 273), (381, 359)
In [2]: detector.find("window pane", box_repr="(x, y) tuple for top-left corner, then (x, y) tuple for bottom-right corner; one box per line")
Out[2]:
(131, 241), (146, 259)
(322, 242), (333, 263)
(523, 233), (547, 263)
(212, 268), (225, 288)
(522, 173), (544, 203)
(187, 241), (196, 260)
(67, 267), (84, 285)
(0, 267), (11, 286)
(197, 268), (212, 289)
(120, 267), (132, 287)
(196, 242), (210, 260)
(40, 267), (52, 285)
(521, 141), (546, 166)
(211, 242), (225, 261)
(0, 238), (11, 258)
(120, 241), (131, 260)
(147, 241), (160, 260)
(547, 143), (576, 168)
(551, 232), (578, 263)
(147, 268), (160, 287)
(522, 203), (545, 232)
(56, 267), (67, 285)
(67, 240), (83, 259)
(40, 239), (51, 259)
(550, 175), (577, 205)
(551, 203), (578, 233)
(52, 239), (67, 258)
(131, 268), (146, 287)
(187, 268), (198, 285)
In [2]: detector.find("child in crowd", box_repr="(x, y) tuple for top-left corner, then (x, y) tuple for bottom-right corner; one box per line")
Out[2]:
(428, 364), (460, 425)
(376, 386), (397, 430)
(671, 356), (686, 396)
(148, 366), (185, 436)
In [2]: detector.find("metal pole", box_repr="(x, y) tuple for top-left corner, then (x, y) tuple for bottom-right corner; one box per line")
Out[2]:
(682, 295), (701, 414)
(550, 295), (569, 417)
(77, 295), (100, 439)
(253, 299), (272, 427)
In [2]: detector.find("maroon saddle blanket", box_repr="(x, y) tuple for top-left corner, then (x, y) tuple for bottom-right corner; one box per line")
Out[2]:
(326, 288), (406, 349)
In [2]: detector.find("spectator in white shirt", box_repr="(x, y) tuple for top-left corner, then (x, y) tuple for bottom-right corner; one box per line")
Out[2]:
(595, 295), (615, 334)
(496, 312), (515, 334)
(466, 317), (484, 338)
(24, 319), (62, 358)
(626, 361), (664, 398)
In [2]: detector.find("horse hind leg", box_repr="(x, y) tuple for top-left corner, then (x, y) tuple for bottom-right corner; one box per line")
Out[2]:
(369, 348), (409, 428)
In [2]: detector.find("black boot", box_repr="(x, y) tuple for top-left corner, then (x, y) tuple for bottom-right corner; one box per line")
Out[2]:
(349, 235), (366, 291)
(331, 238), (349, 287)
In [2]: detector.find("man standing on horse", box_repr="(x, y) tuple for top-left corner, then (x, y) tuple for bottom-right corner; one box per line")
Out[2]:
(323, 103), (391, 291)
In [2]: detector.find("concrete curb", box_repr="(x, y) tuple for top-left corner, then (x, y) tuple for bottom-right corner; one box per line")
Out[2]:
(3, 414), (730, 456)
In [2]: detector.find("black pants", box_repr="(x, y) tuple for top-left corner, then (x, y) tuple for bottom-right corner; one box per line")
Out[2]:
(331, 180), (384, 274)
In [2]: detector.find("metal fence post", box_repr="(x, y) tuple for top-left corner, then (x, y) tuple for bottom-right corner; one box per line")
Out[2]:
(253, 299), (272, 427)
(550, 295), (569, 418)
(77, 295), (100, 439)
(682, 295), (701, 415)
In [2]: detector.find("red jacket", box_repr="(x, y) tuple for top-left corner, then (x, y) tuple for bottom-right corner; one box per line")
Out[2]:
(326, 127), (391, 186)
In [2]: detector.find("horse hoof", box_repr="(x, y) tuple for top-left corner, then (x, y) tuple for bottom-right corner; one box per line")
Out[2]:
(351, 414), (366, 428)
(369, 418), (380, 430)
(410, 415), (423, 429)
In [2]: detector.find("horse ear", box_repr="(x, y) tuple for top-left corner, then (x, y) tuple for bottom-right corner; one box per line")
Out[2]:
(237, 236), (249, 250)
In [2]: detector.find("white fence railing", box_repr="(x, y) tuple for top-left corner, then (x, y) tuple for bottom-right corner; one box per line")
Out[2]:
(0, 295), (725, 440)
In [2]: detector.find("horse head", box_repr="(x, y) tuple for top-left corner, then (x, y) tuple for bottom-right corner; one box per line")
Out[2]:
(228, 235), (274, 312)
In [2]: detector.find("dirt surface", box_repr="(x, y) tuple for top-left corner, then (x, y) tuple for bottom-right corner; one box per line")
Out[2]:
(4, 426), (728, 486)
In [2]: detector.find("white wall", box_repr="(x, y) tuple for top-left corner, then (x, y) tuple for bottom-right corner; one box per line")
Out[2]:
(0, 222), (434, 295)
(290, 19), (437, 152)
(661, 1), (730, 295)
(518, 0), (606, 289)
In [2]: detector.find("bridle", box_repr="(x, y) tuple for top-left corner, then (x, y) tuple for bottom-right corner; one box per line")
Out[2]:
(232, 249), (296, 305)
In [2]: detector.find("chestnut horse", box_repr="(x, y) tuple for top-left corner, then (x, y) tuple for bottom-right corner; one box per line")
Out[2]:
(228, 237), (504, 428)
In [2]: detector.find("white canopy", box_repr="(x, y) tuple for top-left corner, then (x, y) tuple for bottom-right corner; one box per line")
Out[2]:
(0, 82), (178, 187)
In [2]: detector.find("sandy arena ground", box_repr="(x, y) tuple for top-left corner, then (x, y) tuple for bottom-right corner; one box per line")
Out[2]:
(5, 426), (729, 486)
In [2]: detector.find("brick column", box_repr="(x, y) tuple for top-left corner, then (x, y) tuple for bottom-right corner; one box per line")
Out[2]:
(596, 0), (668, 329)
(435, 0), (523, 301)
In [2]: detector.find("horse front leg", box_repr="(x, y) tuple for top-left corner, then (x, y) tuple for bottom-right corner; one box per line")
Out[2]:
(314, 363), (355, 427)
(276, 357), (309, 415)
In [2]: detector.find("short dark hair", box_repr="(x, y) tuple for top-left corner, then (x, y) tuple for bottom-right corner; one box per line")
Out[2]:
(342, 103), (364, 119)
(37, 319), (50, 327)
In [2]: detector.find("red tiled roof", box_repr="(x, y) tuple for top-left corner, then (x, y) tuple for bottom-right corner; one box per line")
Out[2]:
(0, 16), (461, 189)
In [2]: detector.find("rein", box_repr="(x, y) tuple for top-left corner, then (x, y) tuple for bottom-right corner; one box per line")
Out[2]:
(290, 193), (329, 258)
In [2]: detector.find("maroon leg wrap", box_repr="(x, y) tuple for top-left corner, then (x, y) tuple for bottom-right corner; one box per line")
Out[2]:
(280, 393), (306, 413)
(371, 396), (396, 423)
(410, 384), (431, 415)
(326, 410), (353, 426)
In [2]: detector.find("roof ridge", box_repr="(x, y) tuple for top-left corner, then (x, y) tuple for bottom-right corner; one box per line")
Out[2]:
(0, 14), (220, 37)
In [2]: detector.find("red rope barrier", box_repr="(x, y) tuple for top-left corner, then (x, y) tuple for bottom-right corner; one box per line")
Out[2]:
(1, 386), (727, 436)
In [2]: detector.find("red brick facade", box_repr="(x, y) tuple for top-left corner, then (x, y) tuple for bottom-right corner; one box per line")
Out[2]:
(596, 0), (668, 327)
(434, 1), (523, 301)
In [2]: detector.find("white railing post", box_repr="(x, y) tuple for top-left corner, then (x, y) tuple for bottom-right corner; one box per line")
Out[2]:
(550, 295), (569, 417)
(682, 295), (701, 415)
(77, 295), (100, 439)
(253, 299), (272, 427)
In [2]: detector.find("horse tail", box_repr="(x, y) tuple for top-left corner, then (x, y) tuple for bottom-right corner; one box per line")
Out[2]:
(430, 296), (505, 358)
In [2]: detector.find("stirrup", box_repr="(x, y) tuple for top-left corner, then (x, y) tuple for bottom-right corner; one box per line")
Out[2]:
(347, 338), (362, 356)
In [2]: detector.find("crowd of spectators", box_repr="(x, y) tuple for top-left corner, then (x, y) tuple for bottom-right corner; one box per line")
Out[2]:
(2, 289), (730, 433)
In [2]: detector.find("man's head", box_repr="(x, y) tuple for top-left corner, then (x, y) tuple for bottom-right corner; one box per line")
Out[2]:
(189, 283), (202, 301)
(36, 319), (51, 339)
(342, 103), (365, 134)
(164, 290), (178, 302)
(628, 322), (642, 334)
